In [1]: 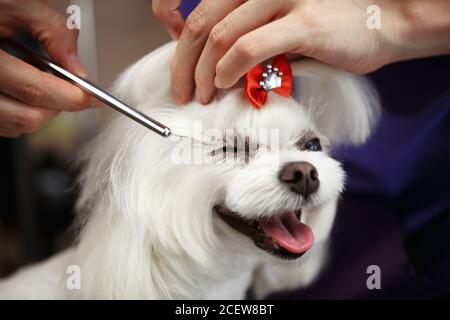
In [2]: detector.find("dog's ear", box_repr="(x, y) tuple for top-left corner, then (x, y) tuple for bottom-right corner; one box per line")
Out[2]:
(291, 60), (380, 145)
(112, 41), (176, 107)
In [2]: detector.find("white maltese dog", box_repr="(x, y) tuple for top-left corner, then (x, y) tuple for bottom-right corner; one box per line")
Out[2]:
(0, 42), (379, 299)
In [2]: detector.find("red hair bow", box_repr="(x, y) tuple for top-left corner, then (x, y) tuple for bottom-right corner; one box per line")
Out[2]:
(244, 55), (293, 109)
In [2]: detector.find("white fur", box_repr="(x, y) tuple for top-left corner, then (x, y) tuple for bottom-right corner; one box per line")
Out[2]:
(0, 42), (379, 299)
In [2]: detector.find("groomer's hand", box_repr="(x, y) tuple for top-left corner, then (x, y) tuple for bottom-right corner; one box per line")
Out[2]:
(153, 0), (450, 105)
(0, 0), (96, 137)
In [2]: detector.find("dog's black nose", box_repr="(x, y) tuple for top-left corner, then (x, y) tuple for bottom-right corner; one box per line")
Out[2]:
(279, 161), (319, 199)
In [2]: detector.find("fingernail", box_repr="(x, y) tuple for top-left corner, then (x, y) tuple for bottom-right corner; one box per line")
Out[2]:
(171, 86), (182, 104)
(214, 77), (225, 89)
(195, 89), (208, 105)
(69, 54), (87, 77)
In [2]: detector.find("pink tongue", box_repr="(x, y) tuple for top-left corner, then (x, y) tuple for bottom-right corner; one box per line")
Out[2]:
(260, 211), (314, 254)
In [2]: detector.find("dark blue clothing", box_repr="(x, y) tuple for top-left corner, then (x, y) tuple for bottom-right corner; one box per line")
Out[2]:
(180, 0), (450, 298)
(331, 57), (450, 298)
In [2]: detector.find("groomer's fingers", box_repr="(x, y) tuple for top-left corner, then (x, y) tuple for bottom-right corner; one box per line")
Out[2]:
(9, 1), (86, 76)
(0, 49), (95, 112)
(22, 0), (86, 76)
(215, 15), (301, 89)
(0, 92), (59, 137)
(171, 0), (245, 104)
(195, 0), (286, 104)
(152, 0), (184, 39)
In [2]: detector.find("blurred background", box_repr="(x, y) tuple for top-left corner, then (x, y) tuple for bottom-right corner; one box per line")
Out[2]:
(0, 0), (170, 277)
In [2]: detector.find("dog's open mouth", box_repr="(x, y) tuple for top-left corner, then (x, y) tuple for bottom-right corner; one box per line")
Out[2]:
(214, 205), (314, 260)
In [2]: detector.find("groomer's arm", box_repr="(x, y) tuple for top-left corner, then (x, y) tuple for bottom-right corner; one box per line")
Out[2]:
(153, 0), (450, 105)
(0, 0), (97, 137)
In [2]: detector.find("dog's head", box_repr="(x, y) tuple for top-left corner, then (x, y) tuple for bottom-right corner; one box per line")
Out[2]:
(78, 42), (379, 269)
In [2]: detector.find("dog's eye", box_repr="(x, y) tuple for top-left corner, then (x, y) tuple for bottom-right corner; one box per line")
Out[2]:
(212, 137), (259, 164)
(303, 138), (322, 152)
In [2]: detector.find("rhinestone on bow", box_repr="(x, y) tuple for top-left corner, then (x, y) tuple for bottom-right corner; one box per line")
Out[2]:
(259, 65), (284, 91)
